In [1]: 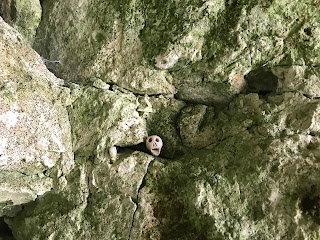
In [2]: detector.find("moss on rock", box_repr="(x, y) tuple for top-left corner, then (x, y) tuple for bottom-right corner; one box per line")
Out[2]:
(2, 0), (320, 239)
(0, 0), (41, 43)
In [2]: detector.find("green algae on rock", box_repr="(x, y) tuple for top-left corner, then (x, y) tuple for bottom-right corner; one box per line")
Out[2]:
(0, 0), (41, 43)
(6, 151), (154, 240)
(33, 0), (176, 95)
(178, 104), (216, 149)
(2, 0), (320, 239)
(131, 92), (320, 239)
(68, 85), (148, 163)
(33, 0), (320, 103)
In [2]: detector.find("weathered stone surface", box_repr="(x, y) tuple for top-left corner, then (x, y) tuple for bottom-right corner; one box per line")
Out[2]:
(0, 17), (73, 215)
(33, 0), (320, 103)
(178, 104), (216, 149)
(5, 163), (90, 240)
(6, 151), (154, 240)
(0, 0), (41, 43)
(2, 0), (320, 239)
(87, 151), (154, 240)
(68, 85), (148, 162)
(130, 92), (320, 239)
(172, 68), (234, 105)
(274, 66), (320, 98)
(129, 160), (191, 240)
(33, 0), (176, 95)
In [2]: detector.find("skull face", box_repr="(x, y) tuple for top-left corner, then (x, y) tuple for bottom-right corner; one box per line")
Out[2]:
(146, 135), (163, 156)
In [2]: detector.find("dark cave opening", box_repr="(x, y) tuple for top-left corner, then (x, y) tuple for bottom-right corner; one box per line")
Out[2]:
(300, 185), (320, 225)
(0, 217), (15, 240)
(244, 67), (278, 95)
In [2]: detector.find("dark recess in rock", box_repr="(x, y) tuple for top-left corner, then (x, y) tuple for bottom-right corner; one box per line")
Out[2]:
(244, 67), (278, 95)
(0, 217), (15, 240)
(0, 0), (17, 23)
(304, 28), (312, 37)
(127, 142), (183, 159)
(300, 185), (320, 224)
(126, 143), (150, 155)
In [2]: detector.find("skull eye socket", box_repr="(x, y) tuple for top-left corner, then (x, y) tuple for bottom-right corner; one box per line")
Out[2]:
(148, 138), (153, 143)
(155, 138), (159, 142)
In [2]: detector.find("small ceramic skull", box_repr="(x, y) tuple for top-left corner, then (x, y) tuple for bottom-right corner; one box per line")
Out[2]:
(146, 135), (163, 156)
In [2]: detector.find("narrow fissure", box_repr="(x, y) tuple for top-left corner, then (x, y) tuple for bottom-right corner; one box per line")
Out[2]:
(127, 160), (153, 240)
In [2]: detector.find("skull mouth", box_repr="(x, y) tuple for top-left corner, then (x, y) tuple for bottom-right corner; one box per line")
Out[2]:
(151, 148), (160, 156)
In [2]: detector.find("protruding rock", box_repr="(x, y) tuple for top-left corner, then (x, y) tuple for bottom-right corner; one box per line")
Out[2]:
(0, 18), (73, 216)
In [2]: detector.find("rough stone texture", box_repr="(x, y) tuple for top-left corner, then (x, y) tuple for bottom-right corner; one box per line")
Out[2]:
(132, 93), (320, 240)
(33, 0), (320, 104)
(1, 0), (320, 240)
(178, 104), (216, 149)
(274, 65), (320, 98)
(0, 0), (41, 43)
(0, 17), (73, 217)
(68, 85), (147, 160)
(6, 151), (154, 240)
(33, 0), (176, 95)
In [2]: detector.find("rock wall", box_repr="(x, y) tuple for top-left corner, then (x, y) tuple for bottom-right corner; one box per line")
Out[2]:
(0, 0), (41, 43)
(0, 17), (72, 218)
(1, 0), (320, 239)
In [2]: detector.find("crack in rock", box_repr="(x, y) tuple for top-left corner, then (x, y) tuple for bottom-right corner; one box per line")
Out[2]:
(127, 159), (153, 240)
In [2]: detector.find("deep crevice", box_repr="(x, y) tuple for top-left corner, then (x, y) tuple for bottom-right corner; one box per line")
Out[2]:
(127, 160), (153, 240)
(64, 79), (167, 98)
(124, 143), (178, 160)
(110, 84), (167, 97)
(303, 93), (312, 99)
(125, 143), (150, 156)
